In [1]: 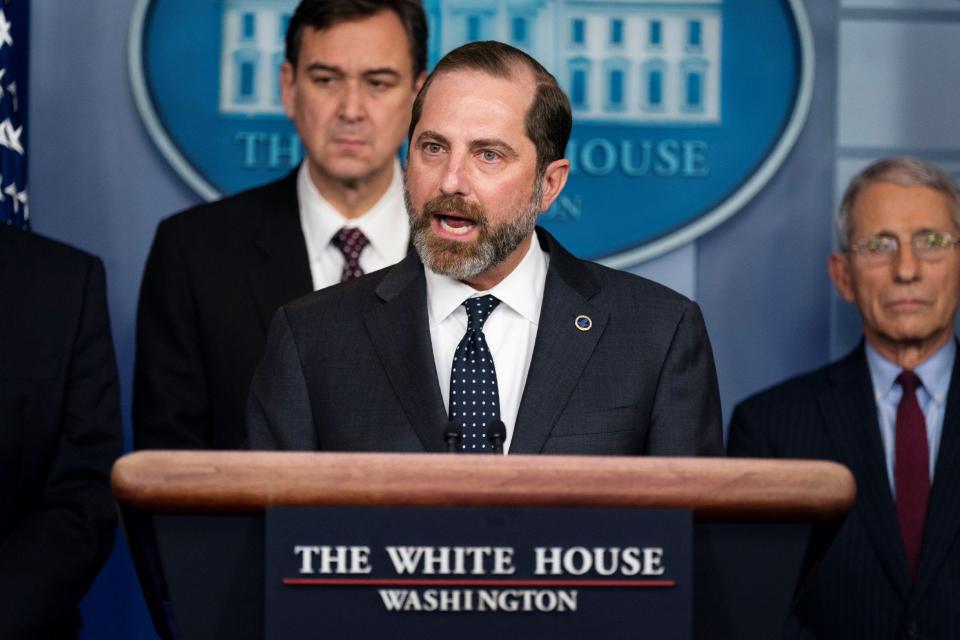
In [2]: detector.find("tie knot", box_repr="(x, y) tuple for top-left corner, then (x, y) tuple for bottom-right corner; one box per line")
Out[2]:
(897, 370), (922, 394)
(333, 227), (369, 254)
(463, 295), (501, 331)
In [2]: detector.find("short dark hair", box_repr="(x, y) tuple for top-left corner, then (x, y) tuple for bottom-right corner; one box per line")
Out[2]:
(408, 41), (573, 178)
(285, 0), (428, 79)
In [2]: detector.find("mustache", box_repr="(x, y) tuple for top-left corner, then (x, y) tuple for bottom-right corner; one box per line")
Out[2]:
(421, 194), (487, 224)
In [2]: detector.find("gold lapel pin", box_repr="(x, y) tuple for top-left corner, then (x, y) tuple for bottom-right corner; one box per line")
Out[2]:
(574, 315), (592, 331)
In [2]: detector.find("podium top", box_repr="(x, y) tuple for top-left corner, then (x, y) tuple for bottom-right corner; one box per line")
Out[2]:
(112, 452), (855, 522)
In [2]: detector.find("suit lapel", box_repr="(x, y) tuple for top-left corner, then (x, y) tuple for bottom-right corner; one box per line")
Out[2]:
(364, 254), (449, 452)
(912, 344), (960, 602)
(510, 229), (607, 454)
(246, 174), (313, 333)
(820, 346), (910, 601)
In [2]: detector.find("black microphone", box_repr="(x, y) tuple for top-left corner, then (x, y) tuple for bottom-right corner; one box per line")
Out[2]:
(443, 421), (463, 453)
(487, 420), (506, 454)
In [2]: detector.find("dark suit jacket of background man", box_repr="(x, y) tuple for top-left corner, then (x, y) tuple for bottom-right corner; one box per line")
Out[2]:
(0, 225), (122, 639)
(135, 173), (314, 449)
(248, 227), (723, 455)
(728, 345), (960, 640)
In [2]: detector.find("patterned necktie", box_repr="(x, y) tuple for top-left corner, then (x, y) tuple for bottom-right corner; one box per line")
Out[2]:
(448, 295), (502, 453)
(894, 370), (930, 582)
(332, 227), (369, 282)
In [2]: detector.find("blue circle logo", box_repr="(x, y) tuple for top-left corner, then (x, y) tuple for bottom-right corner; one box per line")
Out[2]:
(131, 0), (812, 266)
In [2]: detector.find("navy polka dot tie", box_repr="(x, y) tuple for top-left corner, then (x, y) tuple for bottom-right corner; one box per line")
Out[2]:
(449, 295), (501, 453)
(332, 227), (369, 282)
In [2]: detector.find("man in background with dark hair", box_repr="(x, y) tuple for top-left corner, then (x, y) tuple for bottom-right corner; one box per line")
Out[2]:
(0, 224), (122, 639)
(729, 157), (960, 639)
(135, 0), (427, 450)
(248, 41), (722, 457)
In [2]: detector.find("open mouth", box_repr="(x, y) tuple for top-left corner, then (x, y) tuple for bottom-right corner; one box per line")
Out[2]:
(435, 214), (478, 237)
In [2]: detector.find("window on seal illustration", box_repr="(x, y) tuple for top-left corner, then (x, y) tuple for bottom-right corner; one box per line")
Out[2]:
(467, 14), (483, 41)
(511, 16), (530, 47)
(610, 18), (624, 46)
(687, 20), (702, 49)
(570, 18), (586, 46)
(642, 60), (665, 111)
(680, 59), (708, 113)
(241, 12), (256, 41)
(648, 20), (662, 47)
(234, 50), (260, 104)
(568, 58), (591, 111)
(604, 58), (629, 112)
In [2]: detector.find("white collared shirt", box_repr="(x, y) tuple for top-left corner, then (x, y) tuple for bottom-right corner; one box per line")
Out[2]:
(426, 235), (549, 453)
(297, 159), (410, 290)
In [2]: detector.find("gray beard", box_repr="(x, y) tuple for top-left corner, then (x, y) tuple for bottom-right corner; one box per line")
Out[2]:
(406, 183), (542, 283)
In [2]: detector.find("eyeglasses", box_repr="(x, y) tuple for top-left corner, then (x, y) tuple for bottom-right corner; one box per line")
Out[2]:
(845, 231), (960, 265)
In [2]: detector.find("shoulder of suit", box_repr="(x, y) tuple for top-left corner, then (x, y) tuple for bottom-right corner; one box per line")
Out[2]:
(735, 356), (850, 414)
(157, 174), (297, 238)
(283, 263), (397, 319)
(1, 224), (101, 277)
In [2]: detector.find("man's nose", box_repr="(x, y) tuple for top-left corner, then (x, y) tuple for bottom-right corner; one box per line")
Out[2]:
(439, 154), (468, 196)
(338, 81), (366, 121)
(893, 243), (921, 283)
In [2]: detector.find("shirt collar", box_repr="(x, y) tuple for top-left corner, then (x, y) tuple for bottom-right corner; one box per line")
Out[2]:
(297, 158), (408, 260)
(425, 233), (549, 325)
(865, 338), (956, 402)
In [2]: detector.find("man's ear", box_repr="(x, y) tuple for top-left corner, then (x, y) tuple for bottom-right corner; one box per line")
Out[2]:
(537, 159), (570, 212)
(280, 62), (297, 120)
(828, 252), (856, 303)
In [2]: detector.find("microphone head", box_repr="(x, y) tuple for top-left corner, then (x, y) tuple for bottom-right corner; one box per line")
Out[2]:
(487, 420), (506, 442)
(444, 421), (463, 442)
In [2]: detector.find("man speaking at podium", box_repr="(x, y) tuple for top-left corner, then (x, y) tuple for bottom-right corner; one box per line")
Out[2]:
(247, 41), (722, 456)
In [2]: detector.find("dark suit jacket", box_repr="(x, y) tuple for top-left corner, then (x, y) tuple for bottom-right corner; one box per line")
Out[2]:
(248, 227), (723, 455)
(134, 173), (313, 449)
(728, 345), (960, 640)
(0, 226), (122, 639)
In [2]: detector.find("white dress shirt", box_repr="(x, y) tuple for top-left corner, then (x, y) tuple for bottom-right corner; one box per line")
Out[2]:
(426, 236), (549, 453)
(297, 159), (410, 290)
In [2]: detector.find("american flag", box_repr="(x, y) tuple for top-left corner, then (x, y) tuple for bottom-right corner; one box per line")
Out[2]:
(0, 0), (27, 229)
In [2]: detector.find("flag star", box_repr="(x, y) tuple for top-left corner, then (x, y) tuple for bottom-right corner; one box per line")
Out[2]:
(4, 183), (25, 214)
(0, 11), (12, 50)
(0, 119), (22, 155)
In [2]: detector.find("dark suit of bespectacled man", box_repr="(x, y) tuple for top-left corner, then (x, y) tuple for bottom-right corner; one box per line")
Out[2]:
(728, 157), (960, 639)
(247, 41), (723, 458)
(134, 0), (428, 451)
(0, 225), (123, 639)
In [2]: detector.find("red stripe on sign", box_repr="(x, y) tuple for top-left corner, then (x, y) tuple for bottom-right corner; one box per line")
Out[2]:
(282, 578), (676, 588)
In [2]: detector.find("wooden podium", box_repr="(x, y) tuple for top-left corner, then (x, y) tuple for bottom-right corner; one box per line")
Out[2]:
(113, 452), (855, 640)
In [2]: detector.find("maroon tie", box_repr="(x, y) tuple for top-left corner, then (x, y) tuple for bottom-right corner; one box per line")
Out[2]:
(332, 227), (369, 282)
(894, 370), (930, 581)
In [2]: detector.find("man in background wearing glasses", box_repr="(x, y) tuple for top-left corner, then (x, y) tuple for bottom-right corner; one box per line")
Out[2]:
(728, 157), (960, 640)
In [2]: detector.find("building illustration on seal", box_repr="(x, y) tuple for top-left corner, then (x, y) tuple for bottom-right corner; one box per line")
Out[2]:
(217, 0), (722, 124)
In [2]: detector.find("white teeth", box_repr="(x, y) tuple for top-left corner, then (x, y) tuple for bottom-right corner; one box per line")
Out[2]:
(439, 217), (474, 235)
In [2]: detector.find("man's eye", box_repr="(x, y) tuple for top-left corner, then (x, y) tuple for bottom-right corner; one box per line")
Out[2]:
(367, 78), (393, 91)
(919, 233), (946, 249)
(312, 75), (336, 86)
(423, 142), (443, 154)
(480, 150), (500, 163)
(865, 238), (895, 253)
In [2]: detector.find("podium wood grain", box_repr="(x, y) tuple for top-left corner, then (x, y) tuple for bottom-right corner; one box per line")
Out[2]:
(112, 452), (854, 521)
